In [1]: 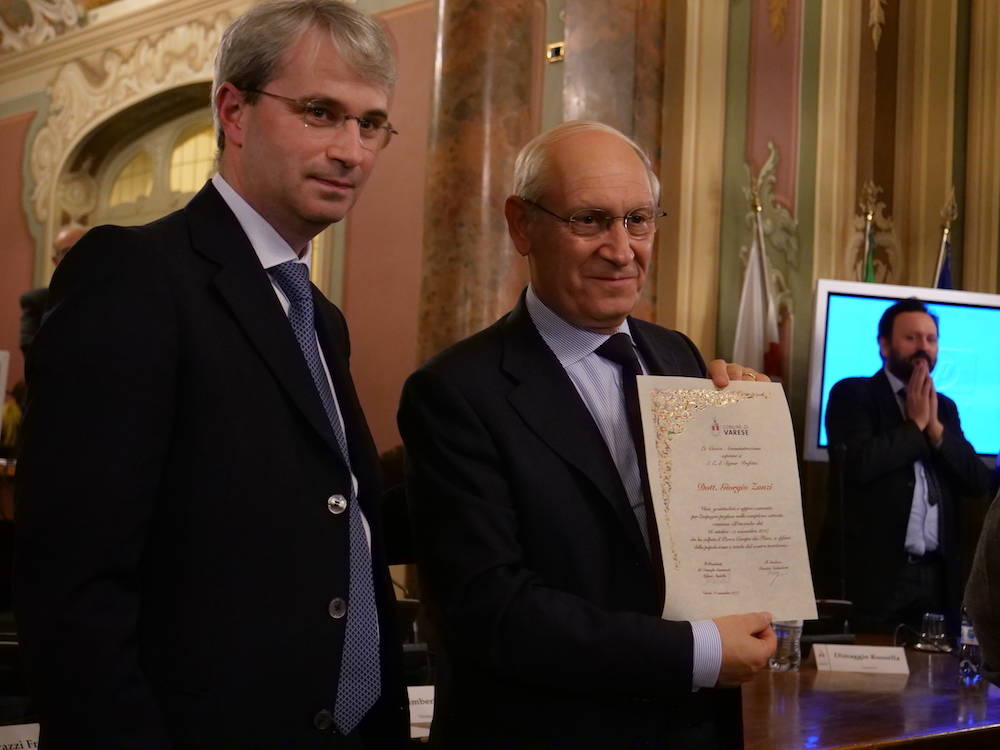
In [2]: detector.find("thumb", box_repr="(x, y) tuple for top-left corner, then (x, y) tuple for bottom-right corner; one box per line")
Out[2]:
(747, 611), (773, 636)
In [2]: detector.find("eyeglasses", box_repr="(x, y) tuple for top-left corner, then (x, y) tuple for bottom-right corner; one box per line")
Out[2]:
(244, 89), (398, 150)
(524, 199), (666, 238)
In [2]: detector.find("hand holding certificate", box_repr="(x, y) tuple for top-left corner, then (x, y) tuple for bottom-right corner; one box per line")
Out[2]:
(637, 377), (816, 622)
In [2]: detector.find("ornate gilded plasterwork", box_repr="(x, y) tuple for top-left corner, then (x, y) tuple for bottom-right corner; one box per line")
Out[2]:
(0, 0), (84, 54)
(740, 142), (797, 317)
(767, 0), (787, 43)
(847, 180), (900, 282)
(868, 0), (886, 51)
(30, 11), (232, 225)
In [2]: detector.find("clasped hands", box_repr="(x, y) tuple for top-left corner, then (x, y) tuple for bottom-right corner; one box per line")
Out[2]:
(904, 358), (944, 444)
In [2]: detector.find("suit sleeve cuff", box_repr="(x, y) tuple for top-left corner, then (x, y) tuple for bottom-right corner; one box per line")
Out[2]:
(690, 619), (722, 690)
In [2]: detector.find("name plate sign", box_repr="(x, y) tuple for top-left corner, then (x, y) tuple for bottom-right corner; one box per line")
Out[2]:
(407, 685), (434, 739)
(813, 643), (910, 674)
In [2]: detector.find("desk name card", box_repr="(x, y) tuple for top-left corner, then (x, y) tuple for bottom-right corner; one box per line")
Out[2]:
(812, 643), (910, 674)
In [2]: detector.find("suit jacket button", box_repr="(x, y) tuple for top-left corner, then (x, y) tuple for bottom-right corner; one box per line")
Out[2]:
(313, 708), (335, 731)
(327, 494), (348, 515)
(329, 597), (347, 619)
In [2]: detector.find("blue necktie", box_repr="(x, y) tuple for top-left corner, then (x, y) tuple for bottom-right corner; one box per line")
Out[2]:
(594, 333), (665, 605)
(268, 261), (381, 733)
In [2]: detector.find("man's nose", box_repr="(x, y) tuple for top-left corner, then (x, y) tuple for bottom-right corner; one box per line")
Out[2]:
(324, 122), (366, 167)
(600, 221), (634, 265)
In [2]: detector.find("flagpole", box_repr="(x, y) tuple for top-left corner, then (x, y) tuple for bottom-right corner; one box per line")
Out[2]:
(932, 226), (949, 287)
(752, 192), (768, 286)
(933, 187), (958, 288)
(858, 181), (881, 282)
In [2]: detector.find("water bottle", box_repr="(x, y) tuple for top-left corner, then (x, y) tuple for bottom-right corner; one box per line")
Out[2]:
(768, 619), (803, 672)
(959, 607), (982, 684)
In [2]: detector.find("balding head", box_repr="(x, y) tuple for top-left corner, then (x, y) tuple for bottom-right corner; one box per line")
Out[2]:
(53, 224), (87, 266)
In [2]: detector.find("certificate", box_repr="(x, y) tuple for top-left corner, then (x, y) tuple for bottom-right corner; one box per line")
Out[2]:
(637, 376), (816, 621)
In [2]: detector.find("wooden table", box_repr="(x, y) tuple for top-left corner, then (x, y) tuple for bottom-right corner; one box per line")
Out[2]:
(743, 647), (1000, 749)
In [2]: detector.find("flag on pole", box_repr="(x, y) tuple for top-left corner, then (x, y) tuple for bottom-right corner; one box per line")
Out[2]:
(733, 215), (780, 375)
(934, 227), (953, 289)
(862, 215), (876, 282)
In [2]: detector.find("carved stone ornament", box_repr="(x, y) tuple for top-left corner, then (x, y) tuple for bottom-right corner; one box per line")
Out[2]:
(740, 141), (798, 317)
(56, 163), (98, 222)
(0, 0), (84, 54)
(30, 11), (233, 226)
(847, 180), (899, 282)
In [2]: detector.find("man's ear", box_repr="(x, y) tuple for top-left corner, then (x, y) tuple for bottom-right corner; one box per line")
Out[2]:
(878, 336), (890, 360)
(215, 82), (248, 149)
(505, 195), (532, 258)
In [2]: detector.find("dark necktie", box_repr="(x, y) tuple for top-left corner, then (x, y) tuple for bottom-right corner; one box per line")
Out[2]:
(898, 386), (940, 507)
(595, 333), (665, 604)
(268, 261), (381, 733)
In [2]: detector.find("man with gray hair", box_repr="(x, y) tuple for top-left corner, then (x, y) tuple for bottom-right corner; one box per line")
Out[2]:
(15, 2), (406, 748)
(399, 121), (775, 749)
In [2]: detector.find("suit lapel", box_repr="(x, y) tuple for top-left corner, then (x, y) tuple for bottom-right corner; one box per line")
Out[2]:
(630, 319), (681, 377)
(501, 297), (649, 555)
(873, 369), (904, 428)
(184, 183), (344, 461)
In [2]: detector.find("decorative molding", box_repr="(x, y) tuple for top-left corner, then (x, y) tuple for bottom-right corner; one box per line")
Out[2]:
(0, 0), (84, 54)
(56, 164), (98, 221)
(0, 0), (244, 86)
(868, 0), (886, 51)
(29, 11), (231, 226)
(767, 0), (787, 43)
(740, 142), (797, 317)
(847, 181), (899, 282)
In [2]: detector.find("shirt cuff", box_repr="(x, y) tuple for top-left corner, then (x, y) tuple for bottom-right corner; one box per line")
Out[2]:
(690, 619), (723, 690)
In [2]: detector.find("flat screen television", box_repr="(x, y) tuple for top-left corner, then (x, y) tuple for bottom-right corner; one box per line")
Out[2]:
(803, 279), (1000, 462)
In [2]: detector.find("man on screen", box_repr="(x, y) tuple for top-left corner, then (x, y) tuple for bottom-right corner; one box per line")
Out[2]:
(398, 121), (775, 750)
(826, 297), (990, 635)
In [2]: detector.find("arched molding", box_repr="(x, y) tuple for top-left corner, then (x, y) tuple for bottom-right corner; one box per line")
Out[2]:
(30, 10), (233, 279)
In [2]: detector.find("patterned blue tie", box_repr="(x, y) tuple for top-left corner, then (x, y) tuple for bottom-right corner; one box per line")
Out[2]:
(268, 260), (381, 733)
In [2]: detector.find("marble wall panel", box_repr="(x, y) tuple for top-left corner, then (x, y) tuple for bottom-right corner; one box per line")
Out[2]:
(417, 0), (543, 363)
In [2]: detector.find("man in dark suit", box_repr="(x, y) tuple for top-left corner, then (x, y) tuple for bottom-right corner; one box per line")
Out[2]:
(826, 298), (990, 636)
(15, 2), (406, 748)
(19, 224), (86, 359)
(398, 122), (775, 750)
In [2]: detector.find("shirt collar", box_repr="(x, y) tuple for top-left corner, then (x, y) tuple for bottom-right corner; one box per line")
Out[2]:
(525, 285), (634, 368)
(884, 366), (906, 396)
(211, 173), (312, 272)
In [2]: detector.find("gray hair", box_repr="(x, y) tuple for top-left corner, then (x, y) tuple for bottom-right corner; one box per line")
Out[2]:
(512, 120), (661, 205)
(212, 0), (396, 150)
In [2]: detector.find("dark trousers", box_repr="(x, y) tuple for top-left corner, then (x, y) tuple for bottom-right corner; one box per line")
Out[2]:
(854, 554), (945, 636)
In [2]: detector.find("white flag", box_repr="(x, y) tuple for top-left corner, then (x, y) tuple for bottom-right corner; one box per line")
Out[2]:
(732, 231), (779, 374)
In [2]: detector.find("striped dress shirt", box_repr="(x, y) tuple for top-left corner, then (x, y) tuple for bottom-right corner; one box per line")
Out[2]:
(525, 286), (722, 689)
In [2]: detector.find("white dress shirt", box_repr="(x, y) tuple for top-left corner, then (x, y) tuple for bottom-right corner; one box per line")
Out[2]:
(884, 367), (939, 555)
(525, 286), (722, 690)
(212, 173), (370, 546)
